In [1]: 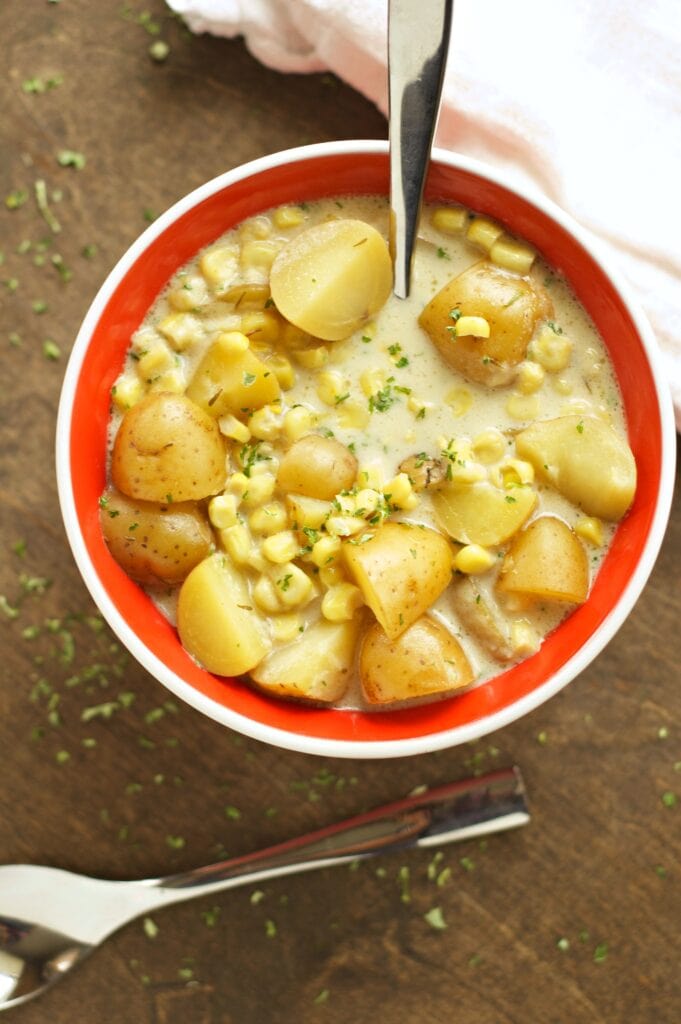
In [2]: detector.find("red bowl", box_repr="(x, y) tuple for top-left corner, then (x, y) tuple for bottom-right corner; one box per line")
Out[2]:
(56, 141), (676, 758)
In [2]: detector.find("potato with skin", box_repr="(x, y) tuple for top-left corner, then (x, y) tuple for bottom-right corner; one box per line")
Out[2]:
(515, 415), (636, 521)
(419, 260), (553, 387)
(343, 522), (452, 640)
(177, 554), (271, 676)
(451, 576), (513, 661)
(99, 488), (212, 586)
(112, 392), (227, 502)
(250, 618), (359, 703)
(433, 481), (536, 547)
(185, 332), (280, 418)
(360, 616), (474, 704)
(497, 516), (589, 604)
(277, 434), (357, 500)
(270, 219), (393, 341)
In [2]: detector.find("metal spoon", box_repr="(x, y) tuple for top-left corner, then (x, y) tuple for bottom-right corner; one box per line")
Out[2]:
(388, 0), (454, 298)
(0, 767), (528, 1010)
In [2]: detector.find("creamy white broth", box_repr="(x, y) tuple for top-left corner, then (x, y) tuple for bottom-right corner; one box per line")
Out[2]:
(107, 196), (628, 710)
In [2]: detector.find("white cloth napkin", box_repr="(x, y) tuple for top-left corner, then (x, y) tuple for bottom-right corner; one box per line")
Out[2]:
(168, 0), (681, 429)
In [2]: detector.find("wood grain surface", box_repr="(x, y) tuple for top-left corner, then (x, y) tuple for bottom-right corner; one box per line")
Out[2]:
(1, 3), (679, 1022)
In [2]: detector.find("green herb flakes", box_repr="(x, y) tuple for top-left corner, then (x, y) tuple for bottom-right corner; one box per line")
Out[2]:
(593, 942), (608, 963)
(5, 189), (28, 210)
(661, 791), (677, 808)
(43, 340), (61, 361)
(313, 989), (330, 1005)
(143, 917), (159, 939)
(424, 906), (447, 930)
(149, 40), (170, 62)
(264, 919), (277, 938)
(556, 937), (570, 951)
(225, 805), (241, 820)
(201, 906), (220, 927)
(57, 149), (86, 170)
(166, 835), (185, 850)
(55, 749), (70, 764)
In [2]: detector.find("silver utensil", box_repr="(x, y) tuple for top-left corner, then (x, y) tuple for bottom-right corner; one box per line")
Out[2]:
(388, 0), (454, 298)
(0, 767), (528, 1010)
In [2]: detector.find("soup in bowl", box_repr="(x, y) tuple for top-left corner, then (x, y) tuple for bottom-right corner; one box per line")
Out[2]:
(56, 141), (676, 758)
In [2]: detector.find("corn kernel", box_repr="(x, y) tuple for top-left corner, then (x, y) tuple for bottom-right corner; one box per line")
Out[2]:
(271, 613), (303, 642)
(286, 494), (331, 531)
(248, 405), (282, 441)
(168, 275), (209, 312)
(319, 563), (347, 589)
(316, 370), (346, 406)
(226, 472), (249, 498)
(221, 283), (271, 310)
(407, 396), (434, 417)
(360, 367), (386, 398)
(430, 206), (467, 234)
(253, 575), (283, 614)
(336, 492), (357, 514)
(241, 473), (276, 506)
(273, 205), (305, 229)
(444, 386), (473, 417)
(466, 216), (504, 251)
(552, 376), (573, 395)
(325, 515), (366, 538)
(321, 583), (364, 622)
(238, 311), (280, 345)
(249, 502), (288, 535)
(357, 464), (383, 489)
(529, 325), (573, 372)
(209, 494), (239, 530)
(153, 367), (186, 394)
(384, 473), (419, 511)
(283, 406), (314, 443)
(453, 544), (496, 574)
(354, 489), (380, 517)
(268, 354), (294, 390)
(216, 330), (250, 355)
(261, 530), (299, 564)
(111, 375), (144, 410)
(471, 429), (506, 464)
(445, 460), (487, 486)
(135, 343), (174, 381)
(575, 516), (604, 546)
(239, 215), (272, 241)
(218, 414), (251, 443)
(510, 618), (540, 657)
(336, 401), (370, 430)
(490, 236), (535, 275)
(293, 345), (329, 369)
(506, 393), (540, 421)
(240, 239), (280, 273)
(221, 524), (251, 565)
(200, 246), (239, 291)
(500, 458), (535, 487)
(272, 563), (314, 608)
(310, 534), (342, 567)
(516, 360), (545, 395)
(455, 315), (490, 338)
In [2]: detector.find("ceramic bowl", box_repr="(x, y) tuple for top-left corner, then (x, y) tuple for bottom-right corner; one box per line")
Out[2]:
(56, 140), (676, 758)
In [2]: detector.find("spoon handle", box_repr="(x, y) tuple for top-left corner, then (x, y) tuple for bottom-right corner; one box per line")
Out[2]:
(145, 767), (528, 904)
(388, 0), (454, 298)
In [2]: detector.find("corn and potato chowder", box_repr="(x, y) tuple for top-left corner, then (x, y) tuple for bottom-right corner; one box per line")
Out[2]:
(100, 197), (637, 709)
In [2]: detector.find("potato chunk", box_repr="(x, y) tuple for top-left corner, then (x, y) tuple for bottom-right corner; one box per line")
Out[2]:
(185, 332), (280, 418)
(433, 481), (536, 547)
(99, 489), (212, 585)
(177, 554), (271, 676)
(451, 576), (513, 661)
(250, 618), (359, 703)
(111, 392), (227, 502)
(277, 435), (357, 500)
(419, 260), (552, 387)
(270, 219), (392, 341)
(360, 616), (474, 704)
(497, 516), (589, 604)
(515, 415), (637, 521)
(343, 522), (452, 640)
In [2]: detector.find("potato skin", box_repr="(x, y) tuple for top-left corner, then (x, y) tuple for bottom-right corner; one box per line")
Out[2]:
(419, 260), (552, 387)
(277, 434), (357, 500)
(111, 392), (226, 502)
(497, 515), (589, 604)
(99, 488), (212, 586)
(250, 618), (359, 703)
(360, 616), (474, 704)
(343, 522), (453, 639)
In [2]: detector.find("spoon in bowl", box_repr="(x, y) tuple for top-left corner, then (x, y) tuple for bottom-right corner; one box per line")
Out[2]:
(0, 767), (528, 1010)
(388, 0), (454, 297)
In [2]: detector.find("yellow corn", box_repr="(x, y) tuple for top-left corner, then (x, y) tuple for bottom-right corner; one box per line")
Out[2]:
(221, 283), (271, 310)
(262, 530), (299, 564)
(286, 494), (331, 531)
(135, 344), (174, 381)
(471, 429), (506, 464)
(200, 246), (239, 290)
(249, 502), (288, 535)
(271, 613), (303, 642)
(506, 393), (540, 421)
(240, 239), (280, 273)
(217, 414), (251, 444)
(168, 275), (208, 312)
(248, 404), (282, 442)
(444, 386), (473, 417)
(490, 236), (535, 275)
(316, 370), (346, 406)
(453, 544), (496, 574)
(321, 583), (364, 622)
(466, 216), (504, 251)
(336, 401), (370, 430)
(293, 345), (329, 369)
(221, 524), (251, 565)
(357, 464), (383, 490)
(360, 367), (386, 398)
(240, 473), (276, 506)
(500, 458), (535, 488)
(268, 354), (295, 390)
(216, 330), (250, 355)
(455, 315), (490, 338)
(273, 205), (305, 229)
(239, 311), (280, 345)
(253, 575), (283, 614)
(430, 206), (467, 234)
(516, 360), (545, 395)
(325, 515), (366, 538)
(272, 563), (314, 608)
(575, 516), (604, 546)
(238, 215), (272, 241)
(407, 396), (434, 417)
(510, 618), (540, 656)
(354, 489), (380, 517)
(310, 534), (341, 567)
(529, 325), (573, 372)
(209, 494), (239, 530)
(111, 375), (143, 411)
(283, 406), (314, 443)
(384, 473), (419, 510)
(319, 563), (347, 589)
(152, 367), (185, 394)
(552, 376), (573, 395)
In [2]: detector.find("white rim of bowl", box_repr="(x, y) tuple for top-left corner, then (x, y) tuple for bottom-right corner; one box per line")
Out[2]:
(56, 139), (677, 759)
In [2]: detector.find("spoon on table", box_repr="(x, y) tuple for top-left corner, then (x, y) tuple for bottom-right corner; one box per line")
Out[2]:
(388, 0), (454, 297)
(0, 767), (528, 1010)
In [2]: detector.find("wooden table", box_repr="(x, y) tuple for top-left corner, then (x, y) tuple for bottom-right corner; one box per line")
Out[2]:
(2, 3), (679, 1021)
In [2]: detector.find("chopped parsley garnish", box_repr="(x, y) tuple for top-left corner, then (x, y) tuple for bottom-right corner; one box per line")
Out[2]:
(436, 247), (450, 260)
(242, 371), (257, 386)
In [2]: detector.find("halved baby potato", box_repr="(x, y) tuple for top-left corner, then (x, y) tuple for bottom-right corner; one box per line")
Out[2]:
(343, 522), (452, 639)
(111, 392), (227, 502)
(99, 488), (212, 586)
(496, 515), (589, 604)
(419, 260), (552, 387)
(270, 219), (393, 341)
(515, 415), (636, 521)
(433, 480), (536, 547)
(250, 617), (359, 703)
(277, 434), (357, 500)
(360, 616), (474, 704)
(185, 332), (280, 418)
